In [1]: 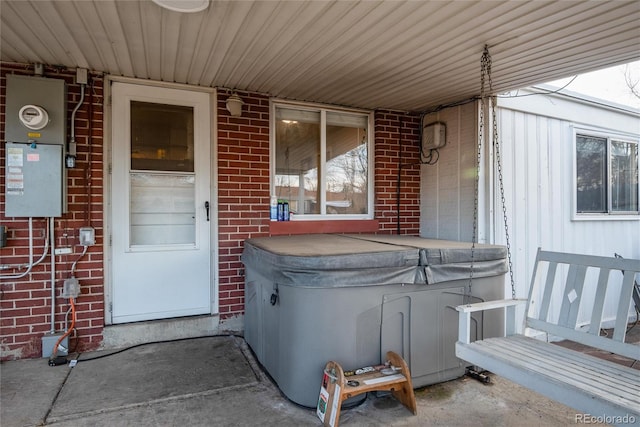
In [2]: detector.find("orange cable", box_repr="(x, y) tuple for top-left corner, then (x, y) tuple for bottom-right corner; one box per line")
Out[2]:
(50, 298), (76, 359)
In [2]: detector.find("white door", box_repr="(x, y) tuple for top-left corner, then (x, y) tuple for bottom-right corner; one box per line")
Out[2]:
(111, 82), (212, 324)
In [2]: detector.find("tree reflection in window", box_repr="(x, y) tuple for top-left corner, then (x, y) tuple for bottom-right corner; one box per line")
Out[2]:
(576, 135), (607, 213)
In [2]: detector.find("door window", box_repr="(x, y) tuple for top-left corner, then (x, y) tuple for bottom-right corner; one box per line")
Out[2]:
(129, 101), (196, 246)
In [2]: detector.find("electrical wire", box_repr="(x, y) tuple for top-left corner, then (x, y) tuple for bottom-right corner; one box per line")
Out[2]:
(72, 333), (246, 362)
(497, 75), (579, 99)
(420, 148), (440, 165)
(70, 245), (88, 276)
(86, 77), (94, 227)
(397, 116), (403, 234)
(0, 218), (50, 278)
(419, 96), (479, 117)
(66, 332), (373, 410)
(49, 297), (76, 361)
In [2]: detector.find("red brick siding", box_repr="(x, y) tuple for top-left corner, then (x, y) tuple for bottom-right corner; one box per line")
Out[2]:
(216, 90), (272, 318)
(374, 111), (421, 235)
(1, 63), (105, 360)
(1, 62), (421, 359)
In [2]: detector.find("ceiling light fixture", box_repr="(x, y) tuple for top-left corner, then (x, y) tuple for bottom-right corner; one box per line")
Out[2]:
(226, 93), (244, 117)
(152, 0), (209, 13)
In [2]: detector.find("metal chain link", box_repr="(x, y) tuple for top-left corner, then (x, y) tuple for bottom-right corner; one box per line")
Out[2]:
(490, 100), (516, 299)
(468, 48), (489, 299)
(470, 45), (516, 300)
(486, 47), (516, 299)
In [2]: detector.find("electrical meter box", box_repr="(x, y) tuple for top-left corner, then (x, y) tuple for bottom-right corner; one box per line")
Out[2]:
(4, 75), (67, 217)
(5, 74), (66, 145)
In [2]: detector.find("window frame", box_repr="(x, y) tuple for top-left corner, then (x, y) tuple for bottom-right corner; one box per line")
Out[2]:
(270, 99), (374, 220)
(572, 126), (640, 221)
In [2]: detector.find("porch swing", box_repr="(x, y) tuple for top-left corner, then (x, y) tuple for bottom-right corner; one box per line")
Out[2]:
(455, 46), (640, 423)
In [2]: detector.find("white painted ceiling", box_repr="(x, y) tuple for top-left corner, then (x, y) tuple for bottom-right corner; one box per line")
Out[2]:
(1, 0), (639, 112)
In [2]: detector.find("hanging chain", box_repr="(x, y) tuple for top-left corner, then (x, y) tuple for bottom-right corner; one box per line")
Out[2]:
(468, 48), (489, 299)
(490, 93), (516, 299)
(486, 46), (516, 299)
(470, 45), (516, 300)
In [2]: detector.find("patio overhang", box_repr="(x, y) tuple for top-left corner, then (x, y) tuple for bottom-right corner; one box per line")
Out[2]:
(1, 0), (638, 112)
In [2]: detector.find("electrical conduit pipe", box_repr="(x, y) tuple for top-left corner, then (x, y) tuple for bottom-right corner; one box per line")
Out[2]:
(0, 217), (50, 279)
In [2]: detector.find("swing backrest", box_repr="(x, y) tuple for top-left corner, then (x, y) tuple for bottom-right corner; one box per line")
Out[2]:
(524, 248), (640, 360)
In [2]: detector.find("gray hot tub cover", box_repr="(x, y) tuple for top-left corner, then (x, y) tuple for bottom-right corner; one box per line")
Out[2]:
(242, 234), (508, 287)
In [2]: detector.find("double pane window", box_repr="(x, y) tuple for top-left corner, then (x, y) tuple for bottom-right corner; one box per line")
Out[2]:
(576, 134), (638, 214)
(273, 104), (372, 218)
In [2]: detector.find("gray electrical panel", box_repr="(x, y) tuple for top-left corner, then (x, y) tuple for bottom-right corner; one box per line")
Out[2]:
(5, 75), (66, 145)
(4, 74), (67, 217)
(5, 143), (65, 217)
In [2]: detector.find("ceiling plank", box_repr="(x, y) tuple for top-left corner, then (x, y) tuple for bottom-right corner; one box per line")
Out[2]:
(1, 0), (638, 112)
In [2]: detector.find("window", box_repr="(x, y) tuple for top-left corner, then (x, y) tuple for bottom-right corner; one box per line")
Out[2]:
(272, 102), (373, 219)
(129, 101), (196, 245)
(576, 133), (639, 215)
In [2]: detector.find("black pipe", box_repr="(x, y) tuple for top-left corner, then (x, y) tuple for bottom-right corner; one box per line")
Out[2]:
(396, 116), (403, 235)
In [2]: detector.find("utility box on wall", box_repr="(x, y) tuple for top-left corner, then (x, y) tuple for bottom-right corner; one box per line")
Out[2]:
(5, 143), (65, 217)
(4, 74), (66, 217)
(5, 74), (67, 145)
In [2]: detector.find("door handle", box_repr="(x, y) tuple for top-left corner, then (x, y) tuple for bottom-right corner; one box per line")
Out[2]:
(205, 201), (210, 221)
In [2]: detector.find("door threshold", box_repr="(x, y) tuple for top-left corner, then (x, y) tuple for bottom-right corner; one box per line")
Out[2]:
(102, 314), (242, 350)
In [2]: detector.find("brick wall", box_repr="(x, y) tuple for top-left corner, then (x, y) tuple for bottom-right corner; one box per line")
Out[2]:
(216, 90), (271, 318)
(1, 62), (421, 360)
(374, 111), (421, 235)
(0, 63), (104, 360)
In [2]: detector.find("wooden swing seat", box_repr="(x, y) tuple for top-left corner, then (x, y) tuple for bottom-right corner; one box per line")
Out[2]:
(456, 248), (640, 424)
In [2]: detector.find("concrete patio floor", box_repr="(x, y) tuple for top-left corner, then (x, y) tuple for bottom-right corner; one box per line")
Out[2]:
(0, 334), (592, 427)
(5, 326), (640, 427)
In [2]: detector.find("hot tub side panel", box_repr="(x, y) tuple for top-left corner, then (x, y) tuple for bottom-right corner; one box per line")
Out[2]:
(244, 268), (281, 382)
(381, 276), (504, 389)
(276, 283), (391, 407)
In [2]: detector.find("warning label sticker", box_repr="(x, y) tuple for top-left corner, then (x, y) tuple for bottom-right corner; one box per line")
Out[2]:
(7, 166), (24, 195)
(7, 147), (23, 167)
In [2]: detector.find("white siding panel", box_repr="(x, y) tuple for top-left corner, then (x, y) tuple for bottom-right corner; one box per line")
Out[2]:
(421, 92), (638, 324)
(494, 98), (640, 326)
(1, 2), (60, 65)
(71, 1), (116, 74)
(95, 1), (136, 78)
(420, 102), (476, 241)
(459, 102), (478, 242)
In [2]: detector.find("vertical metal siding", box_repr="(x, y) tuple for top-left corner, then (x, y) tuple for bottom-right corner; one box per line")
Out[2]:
(494, 103), (640, 326)
(420, 101), (476, 242)
(421, 93), (639, 325)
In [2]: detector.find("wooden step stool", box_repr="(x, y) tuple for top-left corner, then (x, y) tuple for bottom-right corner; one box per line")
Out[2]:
(316, 351), (417, 427)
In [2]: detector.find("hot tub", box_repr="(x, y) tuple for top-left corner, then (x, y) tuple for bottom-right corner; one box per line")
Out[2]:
(242, 234), (507, 407)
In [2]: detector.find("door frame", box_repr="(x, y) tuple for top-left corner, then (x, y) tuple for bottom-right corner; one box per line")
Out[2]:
(103, 76), (219, 325)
